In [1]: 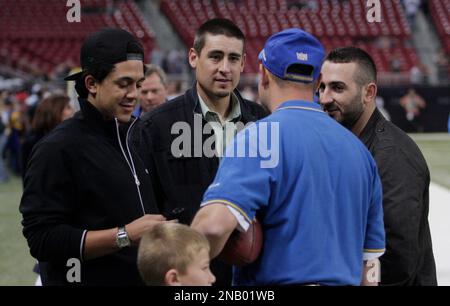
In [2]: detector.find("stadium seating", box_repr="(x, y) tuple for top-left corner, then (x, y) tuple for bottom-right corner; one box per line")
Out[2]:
(0, 0), (430, 76)
(0, 0), (155, 74)
(429, 0), (450, 55)
(160, 0), (419, 73)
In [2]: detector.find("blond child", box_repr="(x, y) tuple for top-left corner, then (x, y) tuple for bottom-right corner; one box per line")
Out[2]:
(137, 223), (216, 286)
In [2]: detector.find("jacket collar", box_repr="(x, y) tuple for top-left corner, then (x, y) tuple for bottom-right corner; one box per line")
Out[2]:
(186, 83), (257, 123)
(359, 108), (384, 146)
(78, 98), (135, 138)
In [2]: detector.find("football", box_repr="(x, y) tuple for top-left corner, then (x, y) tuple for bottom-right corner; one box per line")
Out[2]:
(218, 219), (263, 267)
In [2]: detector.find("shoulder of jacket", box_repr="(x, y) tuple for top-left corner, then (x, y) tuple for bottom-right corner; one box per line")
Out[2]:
(41, 118), (90, 145)
(242, 98), (259, 108)
(372, 120), (426, 164)
(239, 96), (268, 118)
(368, 117), (395, 146)
(374, 120), (411, 147)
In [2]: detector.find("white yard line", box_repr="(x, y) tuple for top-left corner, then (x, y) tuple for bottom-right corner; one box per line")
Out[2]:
(429, 182), (450, 286)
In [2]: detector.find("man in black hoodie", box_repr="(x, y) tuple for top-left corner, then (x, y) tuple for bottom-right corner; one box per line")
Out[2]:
(139, 18), (268, 285)
(20, 28), (168, 285)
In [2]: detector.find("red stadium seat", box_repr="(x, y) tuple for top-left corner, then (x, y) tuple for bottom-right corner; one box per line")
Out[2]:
(161, 0), (422, 73)
(0, 0), (155, 73)
(429, 0), (450, 54)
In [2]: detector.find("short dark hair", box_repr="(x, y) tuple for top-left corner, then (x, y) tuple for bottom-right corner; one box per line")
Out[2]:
(325, 47), (377, 86)
(74, 62), (115, 98)
(193, 18), (245, 55)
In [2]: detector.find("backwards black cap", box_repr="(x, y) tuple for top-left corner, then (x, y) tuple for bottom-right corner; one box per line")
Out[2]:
(65, 28), (144, 81)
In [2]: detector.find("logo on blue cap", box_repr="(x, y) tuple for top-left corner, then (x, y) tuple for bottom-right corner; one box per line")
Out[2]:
(259, 28), (325, 83)
(297, 52), (308, 61)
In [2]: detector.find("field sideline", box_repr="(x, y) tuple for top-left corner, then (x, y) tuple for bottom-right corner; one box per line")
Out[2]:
(0, 133), (449, 285)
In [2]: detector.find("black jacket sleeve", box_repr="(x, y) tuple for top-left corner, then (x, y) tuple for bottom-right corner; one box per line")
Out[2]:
(140, 124), (167, 212)
(19, 141), (86, 262)
(374, 145), (428, 285)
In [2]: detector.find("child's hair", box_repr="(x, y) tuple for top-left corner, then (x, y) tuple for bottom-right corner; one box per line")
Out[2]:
(137, 223), (210, 286)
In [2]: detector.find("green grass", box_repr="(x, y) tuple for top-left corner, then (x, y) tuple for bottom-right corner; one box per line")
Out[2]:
(0, 133), (448, 285)
(410, 133), (450, 189)
(0, 176), (36, 286)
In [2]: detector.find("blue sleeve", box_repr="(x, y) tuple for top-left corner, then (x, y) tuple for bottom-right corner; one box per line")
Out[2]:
(364, 162), (386, 253)
(202, 123), (275, 222)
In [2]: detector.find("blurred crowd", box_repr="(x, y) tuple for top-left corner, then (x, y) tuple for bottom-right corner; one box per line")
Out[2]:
(0, 84), (64, 181)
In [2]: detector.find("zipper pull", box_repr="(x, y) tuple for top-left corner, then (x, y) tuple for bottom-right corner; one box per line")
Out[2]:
(134, 174), (140, 186)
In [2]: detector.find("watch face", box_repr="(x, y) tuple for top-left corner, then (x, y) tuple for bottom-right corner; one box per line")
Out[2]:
(118, 239), (127, 248)
(117, 230), (130, 248)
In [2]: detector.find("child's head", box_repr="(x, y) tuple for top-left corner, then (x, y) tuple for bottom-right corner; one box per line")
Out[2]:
(137, 223), (216, 286)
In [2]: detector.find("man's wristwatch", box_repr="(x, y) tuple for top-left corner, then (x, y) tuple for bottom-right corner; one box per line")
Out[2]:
(116, 226), (131, 248)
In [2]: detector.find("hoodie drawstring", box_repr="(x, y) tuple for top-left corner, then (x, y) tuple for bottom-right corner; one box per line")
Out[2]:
(114, 118), (146, 215)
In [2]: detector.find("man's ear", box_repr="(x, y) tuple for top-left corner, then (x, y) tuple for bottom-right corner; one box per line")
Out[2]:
(85, 75), (98, 96)
(259, 64), (269, 88)
(363, 82), (377, 105)
(240, 53), (246, 73)
(188, 48), (198, 69)
(315, 73), (323, 94)
(164, 269), (182, 286)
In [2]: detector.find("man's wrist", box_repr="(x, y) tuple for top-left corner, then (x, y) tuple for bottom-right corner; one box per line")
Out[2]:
(116, 226), (131, 248)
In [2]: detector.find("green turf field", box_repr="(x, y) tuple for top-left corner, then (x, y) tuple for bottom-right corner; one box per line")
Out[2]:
(410, 133), (450, 189)
(0, 133), (449, 285)
(0, 176), (36, 285)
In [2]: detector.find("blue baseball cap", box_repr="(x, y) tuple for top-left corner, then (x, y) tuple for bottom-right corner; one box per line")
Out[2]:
(258, 28), (325, 83)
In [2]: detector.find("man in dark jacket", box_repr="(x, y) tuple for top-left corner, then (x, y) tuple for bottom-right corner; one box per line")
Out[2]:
(20, 28), (168, 285)
(318, 47), (437, 286)
(139, 18), (268, 286)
